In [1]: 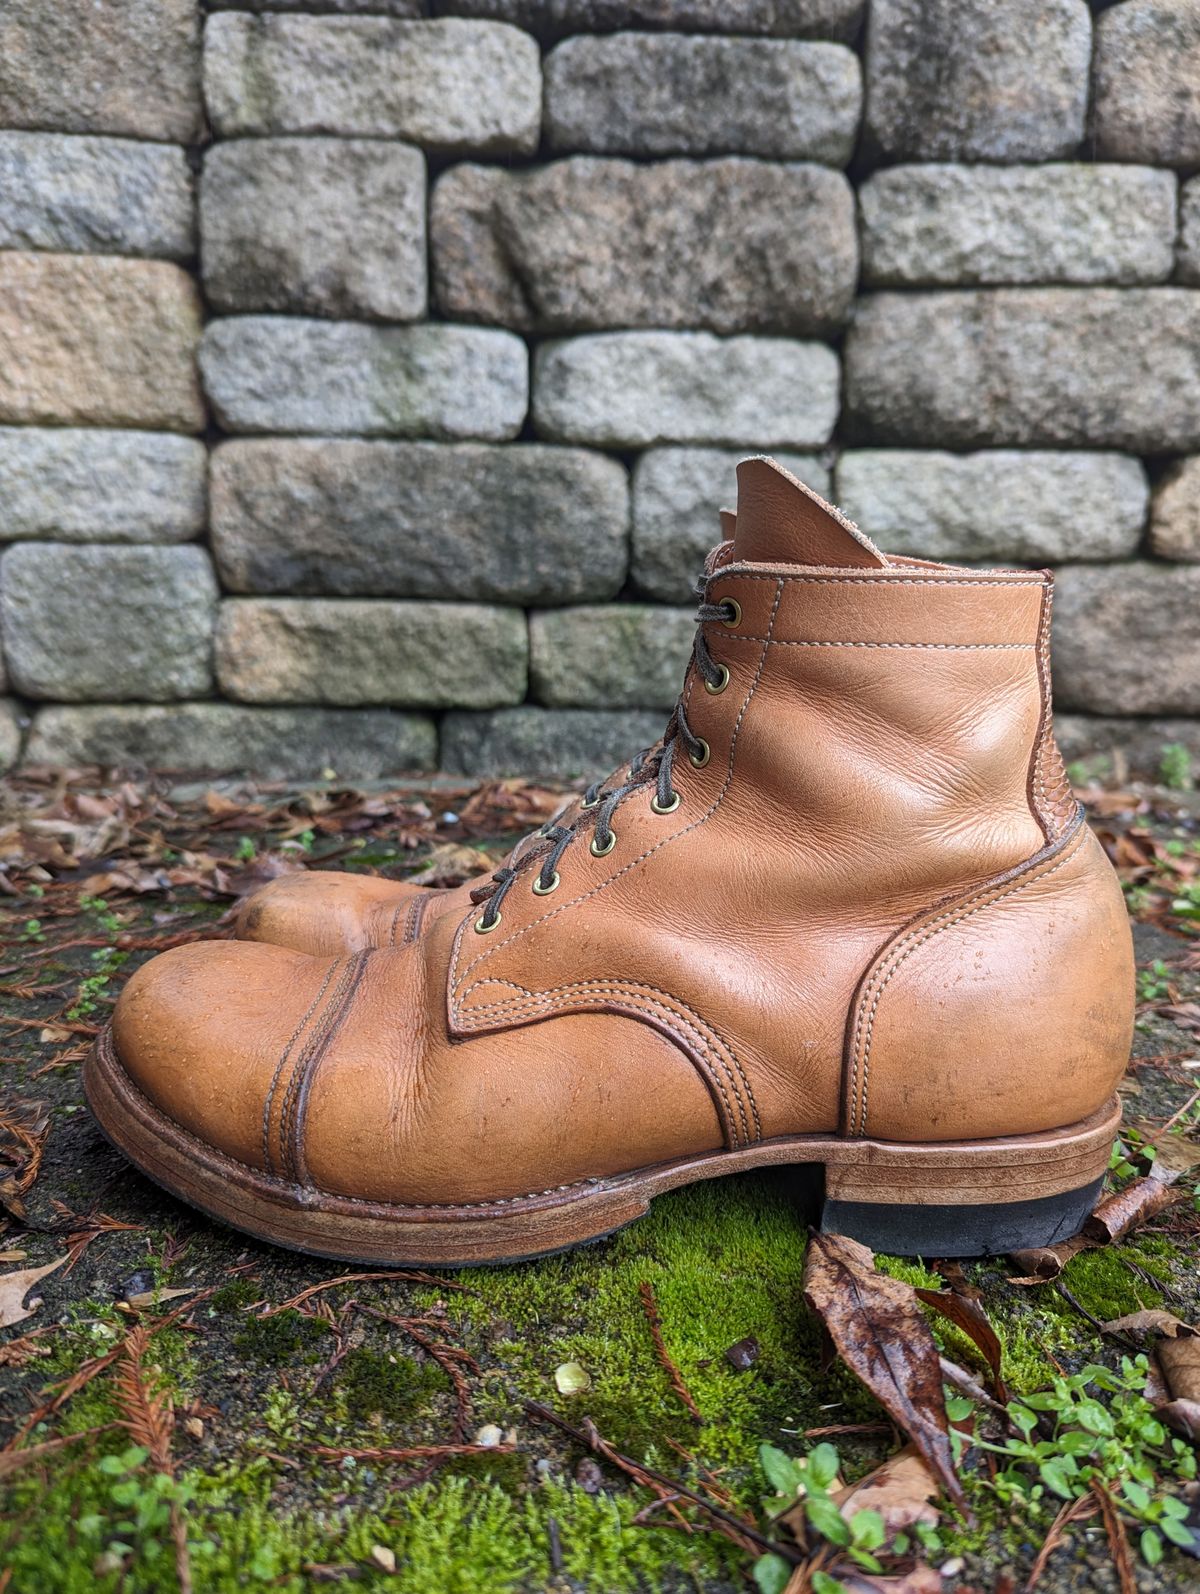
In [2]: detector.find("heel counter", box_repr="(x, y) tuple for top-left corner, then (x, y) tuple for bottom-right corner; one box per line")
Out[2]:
(845, 822), (1134, 1143)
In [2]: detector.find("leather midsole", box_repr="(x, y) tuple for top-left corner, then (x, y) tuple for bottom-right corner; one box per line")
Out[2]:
(87, 1025), (1120, 1224)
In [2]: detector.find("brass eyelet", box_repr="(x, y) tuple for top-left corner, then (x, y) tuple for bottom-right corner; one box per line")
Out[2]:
(689, 739), (711, 769)
(579, 794), (600, 811)
(531, 871), (560, 896)
(704, 664), (730, 696)
(721, 599), (741, 629)
(474, 912), (501, 934)
(590, 830), (616, 857)
(650, 791), (681, 815)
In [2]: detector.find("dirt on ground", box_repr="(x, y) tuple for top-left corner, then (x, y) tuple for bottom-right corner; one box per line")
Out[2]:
(0, 767), (1198, 1594)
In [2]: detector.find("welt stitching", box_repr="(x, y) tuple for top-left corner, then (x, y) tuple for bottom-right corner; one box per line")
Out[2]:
(260, 957), (339, 1176)
(110, 1048), (619, 1208)
(718, 637), (1035, 650)
(277, 953), (362, 1180)
(451, 578), (784, 993)
(712, 572), (1049, 589)
(457, 976), (755, 1146)
(851, 829), (1086, 1135)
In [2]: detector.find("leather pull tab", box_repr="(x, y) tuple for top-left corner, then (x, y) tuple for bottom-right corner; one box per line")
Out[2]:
(733, 456), (888, 570)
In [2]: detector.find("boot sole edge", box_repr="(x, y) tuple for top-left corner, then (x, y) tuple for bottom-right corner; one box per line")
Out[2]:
(84, 1025), (1121, 1266)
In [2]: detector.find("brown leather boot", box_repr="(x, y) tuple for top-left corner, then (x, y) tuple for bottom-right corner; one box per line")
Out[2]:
(86, 458), (1133, 1263)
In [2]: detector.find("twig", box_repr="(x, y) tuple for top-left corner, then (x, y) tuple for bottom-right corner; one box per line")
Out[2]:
(523, 1400), (802, 1565)
(1025, 1492), (1097, 1591)
(1054, 1282), (1140, 1352)
(938, 1357), (1009, 1421)
(1091, 1481), (1137, 1594)
(314, 1441), (514, 1463)
(638, 1282), (703, 1424)
(260, 1269), (464, 1316)
(1154, 1087), (1200, 1139)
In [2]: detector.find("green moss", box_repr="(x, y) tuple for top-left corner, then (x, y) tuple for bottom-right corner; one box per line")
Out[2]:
(338, 1346), (447, 1424)
(1045, 1245), (1167, 1325)
(444, 1173), (878, 1487)
(233, 1308), (331, 1364)
(209, 1277), (260, 1313)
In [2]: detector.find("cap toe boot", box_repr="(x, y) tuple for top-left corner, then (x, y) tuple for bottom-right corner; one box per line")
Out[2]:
(87, 458), (1134, 1262)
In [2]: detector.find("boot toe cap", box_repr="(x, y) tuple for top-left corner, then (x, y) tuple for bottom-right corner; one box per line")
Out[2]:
(111, 940), (339, 1172)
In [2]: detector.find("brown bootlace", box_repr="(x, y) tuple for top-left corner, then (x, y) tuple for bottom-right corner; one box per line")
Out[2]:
(470, 582), (736, 932)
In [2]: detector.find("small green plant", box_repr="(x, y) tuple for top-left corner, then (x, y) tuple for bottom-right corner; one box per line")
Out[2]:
(235, 835), (257, 863)
(977, 1358), (1198, 1566)
(1137, 960), (1172, 1003)
(1160, 743), (1195, 792)
(26, 882), (44, 900)
(84, 1445), (209, 1581)
(79, 893), (124, 936)
(20, 917), (45, 942)
(1170, 880), (1200, 928)
(753, 1442), (908, 1592)
(67, 943), (130, 1019)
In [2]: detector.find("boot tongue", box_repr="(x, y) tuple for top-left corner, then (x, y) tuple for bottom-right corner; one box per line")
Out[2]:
(732, 456), (888, 569)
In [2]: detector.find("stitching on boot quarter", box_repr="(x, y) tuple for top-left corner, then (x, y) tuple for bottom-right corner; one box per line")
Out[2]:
(454, 975), (757, 1148)
(848, 822), (1087, 1137)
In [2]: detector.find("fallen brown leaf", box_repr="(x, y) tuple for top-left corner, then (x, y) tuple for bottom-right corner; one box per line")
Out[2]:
(834, 1445), (940, 1535)
(1158, 1334), (1200, 1404)
(1125, 1119), (1200, 1176)
(125, 1286), (200, 1310)
(0, 1254), (67, 1328)
(1102, 1309), (1193, 1339)
(1007, 1236), (1091, 1285)
(1159, 1400), (1200, 1441)
(1083, 1165), (1183, 1243)
(803, 1234), (964, 1508)
(832, 1566), (942, 1594)
(916, 1286), (1007, 1400)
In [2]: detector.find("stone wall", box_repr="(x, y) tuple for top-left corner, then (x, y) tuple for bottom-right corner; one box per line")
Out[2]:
(1, 0), (1199, 781)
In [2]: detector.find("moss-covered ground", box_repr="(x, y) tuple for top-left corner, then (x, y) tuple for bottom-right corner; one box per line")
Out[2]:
(1, 769), (1198, 1593)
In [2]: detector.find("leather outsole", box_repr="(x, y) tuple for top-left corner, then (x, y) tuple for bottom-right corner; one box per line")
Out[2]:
(85, 1025), (1122, 1266)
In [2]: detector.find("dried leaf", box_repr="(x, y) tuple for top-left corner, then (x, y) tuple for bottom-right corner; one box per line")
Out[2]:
(833, 1566), (942, 1594)
(1124, 1120), (1200, 1176)
(803, 1234), (964, 1507)
(0, 1253), (67, 1328)
(125, 1286), (199, 1310)
(1006, 1235), (1091, 1285)
(1083, 1166), (1183, 1243)
(1160, 1400), (1200, 1442)
(1102, 1309), (1194, 1339)
(833, 1445), (940, 1534)
(725, 1335), (760, 1371)
(1158, 1335), (1200, 1404)
(915, 1287), (1007, 1400)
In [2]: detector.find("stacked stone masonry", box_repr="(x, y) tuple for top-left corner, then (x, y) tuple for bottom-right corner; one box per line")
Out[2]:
(0, 0), (1198, 782)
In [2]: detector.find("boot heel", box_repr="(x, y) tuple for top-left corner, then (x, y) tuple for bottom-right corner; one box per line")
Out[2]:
(818, 1105), (1117, 1258)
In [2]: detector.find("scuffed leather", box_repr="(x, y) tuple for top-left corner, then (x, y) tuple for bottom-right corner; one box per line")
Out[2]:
(109, 458), (1134, 1211)
(845, 822), (1134, 1143)
(236, 872), (454, 956)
